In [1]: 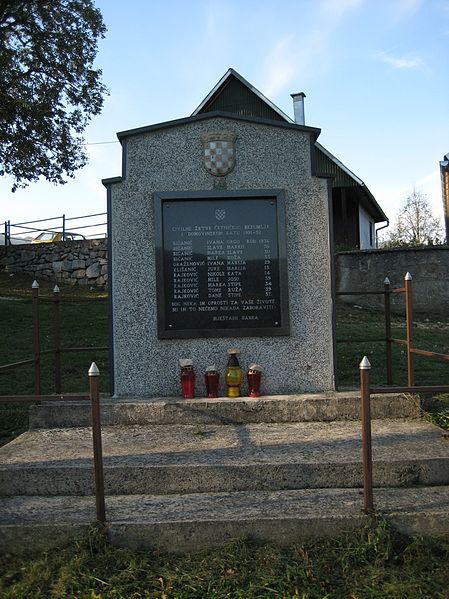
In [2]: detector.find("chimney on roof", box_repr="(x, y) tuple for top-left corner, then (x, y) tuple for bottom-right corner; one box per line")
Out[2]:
(291, 92), (306, 125)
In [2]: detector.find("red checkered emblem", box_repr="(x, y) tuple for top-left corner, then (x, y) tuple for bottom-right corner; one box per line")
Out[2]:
(202, 132), (236, 177)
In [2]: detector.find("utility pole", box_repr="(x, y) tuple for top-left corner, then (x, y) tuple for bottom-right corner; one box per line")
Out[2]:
(440, 153), (449, 245)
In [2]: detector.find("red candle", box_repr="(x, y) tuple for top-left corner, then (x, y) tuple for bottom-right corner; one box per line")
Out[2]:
(247, 364), (263, 398)
(205, 365), (219, 398)
(180, 359), (195, 399)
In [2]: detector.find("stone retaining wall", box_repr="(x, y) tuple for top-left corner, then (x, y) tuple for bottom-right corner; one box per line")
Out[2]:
(2, 242), (447, 313)
(0, 239), (108, 288)
(335, 246), (449, 315)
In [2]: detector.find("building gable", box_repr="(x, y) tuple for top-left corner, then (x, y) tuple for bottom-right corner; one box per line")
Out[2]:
(192, 68), (293, 123)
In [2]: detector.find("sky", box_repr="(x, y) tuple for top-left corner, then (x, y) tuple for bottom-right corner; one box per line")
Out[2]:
(2, 0), (449, 240)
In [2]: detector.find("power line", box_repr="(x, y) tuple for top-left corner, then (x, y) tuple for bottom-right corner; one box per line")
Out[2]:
(84, 141), (119, 146)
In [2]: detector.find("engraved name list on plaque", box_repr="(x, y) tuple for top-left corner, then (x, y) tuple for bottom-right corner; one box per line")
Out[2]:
(154, 190), (289, 338)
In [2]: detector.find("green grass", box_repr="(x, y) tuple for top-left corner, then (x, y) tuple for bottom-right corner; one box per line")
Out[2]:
(422, 393), (449, 430)
(1, 517), (449, 598)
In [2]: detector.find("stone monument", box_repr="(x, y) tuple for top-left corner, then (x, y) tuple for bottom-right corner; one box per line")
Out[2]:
(103, 69), (335, 397)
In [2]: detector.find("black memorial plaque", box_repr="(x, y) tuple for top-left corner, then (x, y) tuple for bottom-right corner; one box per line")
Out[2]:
(154, 190), (289, 338)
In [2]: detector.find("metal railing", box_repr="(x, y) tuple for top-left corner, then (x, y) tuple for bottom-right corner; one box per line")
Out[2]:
(1, 281), (107, 522)
(0, 363), (106, 524)
(1, 272), (448, 520)
(3, 211), (107, 245)
(337, 272), (449, 390)
(359, 322), (449, 513)
(340, 271), (449, 512)
(0, 280), (108, 395)
(359, 360), (449, 513)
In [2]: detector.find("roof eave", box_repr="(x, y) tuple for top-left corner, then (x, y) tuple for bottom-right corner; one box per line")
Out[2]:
(116, 110), (320, 142)
(315, 142), (364, 186)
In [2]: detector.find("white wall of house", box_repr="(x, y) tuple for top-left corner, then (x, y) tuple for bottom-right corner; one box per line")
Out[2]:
(359, 205), (375, 249)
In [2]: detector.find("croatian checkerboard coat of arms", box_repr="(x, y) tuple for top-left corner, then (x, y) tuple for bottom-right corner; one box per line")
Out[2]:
(202, 132), (236, 176)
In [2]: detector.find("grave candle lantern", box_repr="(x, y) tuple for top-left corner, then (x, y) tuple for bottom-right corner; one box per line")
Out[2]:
(225, 349), (242, 398)
(179, 358), (195, 399)
(247, 364), (263, 398)
(204, 365), (220, 398)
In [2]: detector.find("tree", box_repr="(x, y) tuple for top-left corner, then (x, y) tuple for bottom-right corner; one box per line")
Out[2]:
(0, 0), (107, 191)
(382, 188), (444, 247)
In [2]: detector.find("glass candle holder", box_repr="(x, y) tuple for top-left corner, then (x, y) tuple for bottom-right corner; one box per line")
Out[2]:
(204, 365), (219, 398)
(247, 364), (263, 398)
(225, 349), (242, 398)
(179, 358), (195, 399)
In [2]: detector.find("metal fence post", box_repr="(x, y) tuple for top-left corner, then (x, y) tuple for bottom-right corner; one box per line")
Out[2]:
(89, 362), (106, 524)
(384, 277), (393, 385)
(32, 280), (41, 396)
(405, 272), (414, 387)
(53, 285), (61, 394)
(360, 356), (374, 513)
(4, 220), (10, 251)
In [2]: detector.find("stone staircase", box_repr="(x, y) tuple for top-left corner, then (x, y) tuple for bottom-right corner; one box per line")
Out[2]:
(1, 392), (449, 555)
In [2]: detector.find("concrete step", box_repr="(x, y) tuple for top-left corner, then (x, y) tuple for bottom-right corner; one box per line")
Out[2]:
(29, 392), (420, 429)
(2, 420), (448, 496)
(2, 486), (449, 555)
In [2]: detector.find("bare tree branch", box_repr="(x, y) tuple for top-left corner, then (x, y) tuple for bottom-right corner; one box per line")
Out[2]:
(380, 188), (444, 247)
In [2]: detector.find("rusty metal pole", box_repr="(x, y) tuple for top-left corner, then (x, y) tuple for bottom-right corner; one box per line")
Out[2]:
(405, 272), (414, 388)
(53, 285), (61, 394)
(384, 277), (393, 385)
(89, 362), (106, 524)
(32, 280), (41, 396)
(360, 356), (374, 513)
